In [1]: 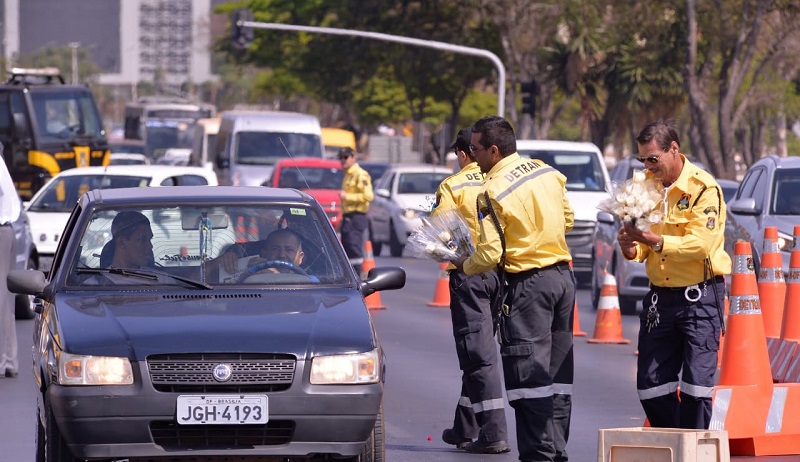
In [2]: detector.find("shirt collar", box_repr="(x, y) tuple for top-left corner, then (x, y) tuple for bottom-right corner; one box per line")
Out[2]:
(487, 153), (521, 178)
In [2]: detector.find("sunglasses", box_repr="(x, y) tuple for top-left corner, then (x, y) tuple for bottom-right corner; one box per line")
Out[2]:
(636, 148), (670, 164)
(469, 144), (489, 155)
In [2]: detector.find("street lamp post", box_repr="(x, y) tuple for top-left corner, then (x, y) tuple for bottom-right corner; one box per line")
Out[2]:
(69, 42), (80, 84)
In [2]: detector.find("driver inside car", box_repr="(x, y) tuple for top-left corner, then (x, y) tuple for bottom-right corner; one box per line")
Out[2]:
(247, 228), (306, 272)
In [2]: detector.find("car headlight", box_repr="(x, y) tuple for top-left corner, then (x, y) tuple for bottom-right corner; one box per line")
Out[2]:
(57, 351), (133, 385)
(402, 209), (420, 219)
(309, 349), (380, 384)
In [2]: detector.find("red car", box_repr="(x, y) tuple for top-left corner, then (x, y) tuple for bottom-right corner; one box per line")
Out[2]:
(265, 158), (344, 231)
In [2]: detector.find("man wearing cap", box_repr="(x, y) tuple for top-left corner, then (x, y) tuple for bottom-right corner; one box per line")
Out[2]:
(433, 128), (509, 454)
(338, 147), (374, 276)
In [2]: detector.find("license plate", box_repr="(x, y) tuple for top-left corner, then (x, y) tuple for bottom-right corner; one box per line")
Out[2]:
(176, 395), (268, 425)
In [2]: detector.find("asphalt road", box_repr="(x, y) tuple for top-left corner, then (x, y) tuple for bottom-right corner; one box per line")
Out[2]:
(0, 255), (796, 461)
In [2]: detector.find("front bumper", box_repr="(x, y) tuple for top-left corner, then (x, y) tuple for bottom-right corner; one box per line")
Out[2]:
(46, 361), (382, 460)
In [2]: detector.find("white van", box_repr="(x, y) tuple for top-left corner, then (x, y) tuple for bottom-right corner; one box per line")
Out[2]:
(190, 117), (221, 170)
(515, 140), (611, 280)
(212, 111), (324, 186)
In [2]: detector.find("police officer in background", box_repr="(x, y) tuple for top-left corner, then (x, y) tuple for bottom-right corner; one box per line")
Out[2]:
(618, 119), (731, 429)
(434, 128), (509, 454)
(338, 147), (373, 276)
(452, 116), (575, 462)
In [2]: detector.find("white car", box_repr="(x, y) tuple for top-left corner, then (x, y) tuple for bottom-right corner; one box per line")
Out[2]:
(368, 164), (452, 257)
(516, 140), (611, 282)
(25, 165), (218, 272)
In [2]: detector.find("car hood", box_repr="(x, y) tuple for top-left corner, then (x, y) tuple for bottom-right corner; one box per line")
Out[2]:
(53, 288), (376, 360)
(26, 211), (71, 253)
(391, 194), (434, 212)
(761, 215), (800, 238)
(567, 191), (611, 222)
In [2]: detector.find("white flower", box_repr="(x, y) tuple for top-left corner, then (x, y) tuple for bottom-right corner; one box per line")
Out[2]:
(597, 169), (664, 231)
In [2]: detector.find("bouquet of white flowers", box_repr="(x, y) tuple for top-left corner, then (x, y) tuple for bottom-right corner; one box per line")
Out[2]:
(598, 170), (665, 231)
(407, 208), (475, 262)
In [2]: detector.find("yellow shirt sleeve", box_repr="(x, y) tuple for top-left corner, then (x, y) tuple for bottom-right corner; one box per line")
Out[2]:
(463, 194), (504, 275)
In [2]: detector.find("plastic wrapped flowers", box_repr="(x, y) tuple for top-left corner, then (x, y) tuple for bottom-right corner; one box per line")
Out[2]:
(597, 169), (665, 231)
(407, 208), (475, 262)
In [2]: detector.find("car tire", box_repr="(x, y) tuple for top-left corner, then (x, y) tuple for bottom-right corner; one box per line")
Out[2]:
(373, 405), (385, 462)
(619, 295), (639, 316)
(389, 224), (404, 258)
(15, 255), (38, 320)
(44, 398), (78, 462)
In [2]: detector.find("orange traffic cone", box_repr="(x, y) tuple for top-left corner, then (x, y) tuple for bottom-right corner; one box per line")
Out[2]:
(427, 262), (450, 307)
(362, 241), (386, 310)
(781, 225), (800, 343)
(759, 226), (786, 339)
(569, 262), (586, 336)
(587, 272), (630, 344)
(235, 216), (246, 243)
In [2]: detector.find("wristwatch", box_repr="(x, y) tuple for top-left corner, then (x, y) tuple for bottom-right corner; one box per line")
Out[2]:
(652, 236), (664, 252)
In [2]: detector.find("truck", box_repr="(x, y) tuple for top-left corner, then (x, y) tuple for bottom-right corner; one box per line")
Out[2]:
(0, 67), (109, 200)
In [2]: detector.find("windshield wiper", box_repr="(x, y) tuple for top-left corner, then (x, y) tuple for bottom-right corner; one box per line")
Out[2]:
(75, 267), (212, 289)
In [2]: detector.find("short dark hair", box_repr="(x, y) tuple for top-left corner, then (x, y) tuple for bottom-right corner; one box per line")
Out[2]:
(111, 211), (150, 239)
(471, 116), (517, 157)
(337, 147), (355, 159)
(636, 118), (680, 151)
(265, 227), (303, 250)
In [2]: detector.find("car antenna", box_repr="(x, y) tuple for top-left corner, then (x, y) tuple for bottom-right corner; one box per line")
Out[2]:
(277, 137), (312, 191)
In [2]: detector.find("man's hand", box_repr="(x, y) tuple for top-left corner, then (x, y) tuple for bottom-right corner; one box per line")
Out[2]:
(450, 255), (467, 272)
(618, 223), (660, 258)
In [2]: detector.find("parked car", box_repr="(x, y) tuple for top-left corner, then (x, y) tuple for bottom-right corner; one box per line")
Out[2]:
(7, 186), (406, 462)
(263, 157), (344, 231)
(516, 140), (611, 281)
(360, 161), (391, 185)
(368, 164), (452, 257)
(725, 155), (800, 276)
(592, 156), (738, 314)
(25, 165), (218, 273)
(109, 152), (150, 165)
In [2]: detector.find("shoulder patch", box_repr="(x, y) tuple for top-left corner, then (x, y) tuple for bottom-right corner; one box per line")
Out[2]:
(677, 193), (691, 211)
(706, 216), (716, 230)
(703, 205), (718, 215)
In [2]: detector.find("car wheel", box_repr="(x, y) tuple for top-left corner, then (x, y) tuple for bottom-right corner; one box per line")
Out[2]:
(15, 255), (38, 320)
(389, 223), (404, 257)
(619, 295), (639, 316)
(373, 405), (385, 462)
(44, 398), (78, 462)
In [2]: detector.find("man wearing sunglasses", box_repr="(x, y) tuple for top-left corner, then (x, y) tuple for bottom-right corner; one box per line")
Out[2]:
(338, 147), (374, 277)
(452, 116), (575, 462)
(617, 119), (731, 430)
(433, 128), (509, 454)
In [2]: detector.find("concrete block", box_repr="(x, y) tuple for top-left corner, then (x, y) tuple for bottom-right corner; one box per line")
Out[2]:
(598, 427), (730, 462)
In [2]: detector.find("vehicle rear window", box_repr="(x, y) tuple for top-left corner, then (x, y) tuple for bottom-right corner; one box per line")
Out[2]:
(518, 150), (606, 192)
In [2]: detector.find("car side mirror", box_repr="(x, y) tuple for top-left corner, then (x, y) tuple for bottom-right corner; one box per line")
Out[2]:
(728, 197), (760, 215)
(376, 188), (390, 198)
(360, 266), (406, 297)
(596, 211), (615, 224)
(12, 113), (30, 140)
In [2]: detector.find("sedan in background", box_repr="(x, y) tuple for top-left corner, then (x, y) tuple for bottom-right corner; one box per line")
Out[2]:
(7, 186), (405, 462)
(263, 157), (344, 231)
(725, 155), (800, 276)
(25, 165), (218, 273)
(360, 161), (391, 185)
(368, 164), (452, 257)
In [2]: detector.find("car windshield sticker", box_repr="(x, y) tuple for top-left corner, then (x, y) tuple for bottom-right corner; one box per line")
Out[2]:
(290, 208), (306, 216)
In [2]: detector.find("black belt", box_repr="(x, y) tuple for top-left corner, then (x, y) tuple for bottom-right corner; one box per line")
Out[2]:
(650, 275), (725, 292)
(505, 261), (571, 281)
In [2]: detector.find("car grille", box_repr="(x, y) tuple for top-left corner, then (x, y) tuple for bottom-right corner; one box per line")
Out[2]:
(150, 420), (294, 449)
(566, 220), (595, 247)
(148, 353), (295, 393)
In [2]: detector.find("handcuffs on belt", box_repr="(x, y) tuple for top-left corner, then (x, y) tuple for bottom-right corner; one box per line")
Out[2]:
(645, 283), (706, 332)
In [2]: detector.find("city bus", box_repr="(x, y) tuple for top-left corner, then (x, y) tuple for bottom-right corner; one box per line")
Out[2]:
(0, 68), (109, 200)
(123, 97), (216, 163)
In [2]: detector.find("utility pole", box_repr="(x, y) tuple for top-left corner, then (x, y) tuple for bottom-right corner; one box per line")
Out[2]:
(69, 42), (80, 84)
(234, 14), (507, 117)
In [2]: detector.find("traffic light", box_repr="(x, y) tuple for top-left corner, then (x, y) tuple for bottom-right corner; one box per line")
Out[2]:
(520, 80), (537, 117)
(231, 8), (254, 50)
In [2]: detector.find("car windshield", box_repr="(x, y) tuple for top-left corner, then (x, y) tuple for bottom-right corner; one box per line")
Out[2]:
(397, 172), (450, 194)
(30, 90), (104, 142)
(27, 175), (151, 212)
(772, 169), (800, 215)
(235, 132), (323, 165)
(66, 203), (347, 288)
(279, 166), (343, 189)
(146, 120), (196, 159)
(518, 150), (606, 192)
